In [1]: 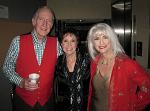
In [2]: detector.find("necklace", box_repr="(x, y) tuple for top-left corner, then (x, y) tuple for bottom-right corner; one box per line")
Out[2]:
(98, 57), (115, 82)
(101, 60), (108, 65)
(100, 57), (115, 65)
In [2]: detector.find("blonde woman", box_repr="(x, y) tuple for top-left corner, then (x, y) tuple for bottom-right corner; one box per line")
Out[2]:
(87, 23), (150, 111)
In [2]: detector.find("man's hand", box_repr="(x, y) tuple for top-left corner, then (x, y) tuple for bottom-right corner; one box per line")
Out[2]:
(20, 78), (39, 91)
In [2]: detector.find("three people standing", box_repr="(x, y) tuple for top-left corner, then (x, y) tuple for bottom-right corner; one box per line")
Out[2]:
(2, 4), (150, 111)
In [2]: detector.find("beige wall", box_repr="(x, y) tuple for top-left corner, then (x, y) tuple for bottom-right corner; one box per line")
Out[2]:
(0, 20), (32, 66)
(132, 0), (149, 68)
(47, 0), (111, 20)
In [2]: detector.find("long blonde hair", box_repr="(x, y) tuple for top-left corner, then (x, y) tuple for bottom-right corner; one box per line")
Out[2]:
(87, 23), (125, 59)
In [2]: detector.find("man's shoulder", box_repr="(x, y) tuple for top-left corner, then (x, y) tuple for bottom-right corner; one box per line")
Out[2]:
(20, 32), (31, 37)
(47, 36), (58, 42)
(47, 35), (57, 39)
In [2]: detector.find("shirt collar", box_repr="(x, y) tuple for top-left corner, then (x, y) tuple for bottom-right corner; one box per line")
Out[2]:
(31, 30), (47, 44)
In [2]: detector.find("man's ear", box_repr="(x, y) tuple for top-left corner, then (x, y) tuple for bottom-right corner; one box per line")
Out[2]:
(32, 18), (36, 26)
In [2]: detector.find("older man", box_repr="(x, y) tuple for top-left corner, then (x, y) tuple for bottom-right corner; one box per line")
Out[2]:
(3, 6), (61, 111)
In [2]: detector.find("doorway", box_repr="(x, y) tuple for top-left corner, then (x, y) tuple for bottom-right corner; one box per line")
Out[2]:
(111, 0), (132, 57)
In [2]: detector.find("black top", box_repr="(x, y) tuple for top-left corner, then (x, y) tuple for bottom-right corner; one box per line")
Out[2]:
(54, 52), (90, 111)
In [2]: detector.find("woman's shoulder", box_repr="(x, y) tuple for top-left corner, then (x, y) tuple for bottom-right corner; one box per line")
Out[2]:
(82, 52), (90, 60)
(91, 55), (100, 64)
(57, 55), (65, 65)
(77, 52), (90, 61)
(58, 54), (64, 59)
(116, 54), (137, 66)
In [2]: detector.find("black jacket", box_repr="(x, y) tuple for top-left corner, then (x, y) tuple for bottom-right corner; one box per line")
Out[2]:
(54, 52), (90, 111)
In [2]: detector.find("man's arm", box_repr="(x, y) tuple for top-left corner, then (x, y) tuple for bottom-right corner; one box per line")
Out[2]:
(2, 36), (23, 86)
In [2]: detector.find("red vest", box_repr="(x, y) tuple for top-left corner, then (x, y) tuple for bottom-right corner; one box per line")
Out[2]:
(16, 34), (57, 107)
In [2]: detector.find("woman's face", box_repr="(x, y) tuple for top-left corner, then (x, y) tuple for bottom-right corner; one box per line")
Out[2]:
(61, 33), (77, 56)
(93, 31), (112, 55)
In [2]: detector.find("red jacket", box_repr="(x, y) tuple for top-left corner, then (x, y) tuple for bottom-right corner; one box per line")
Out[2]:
(16, 34), (57, 107)
(88, 55), (150, 111)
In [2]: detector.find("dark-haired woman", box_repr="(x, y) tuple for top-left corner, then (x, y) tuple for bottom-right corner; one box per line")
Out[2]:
(54, 30), (90, 111)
